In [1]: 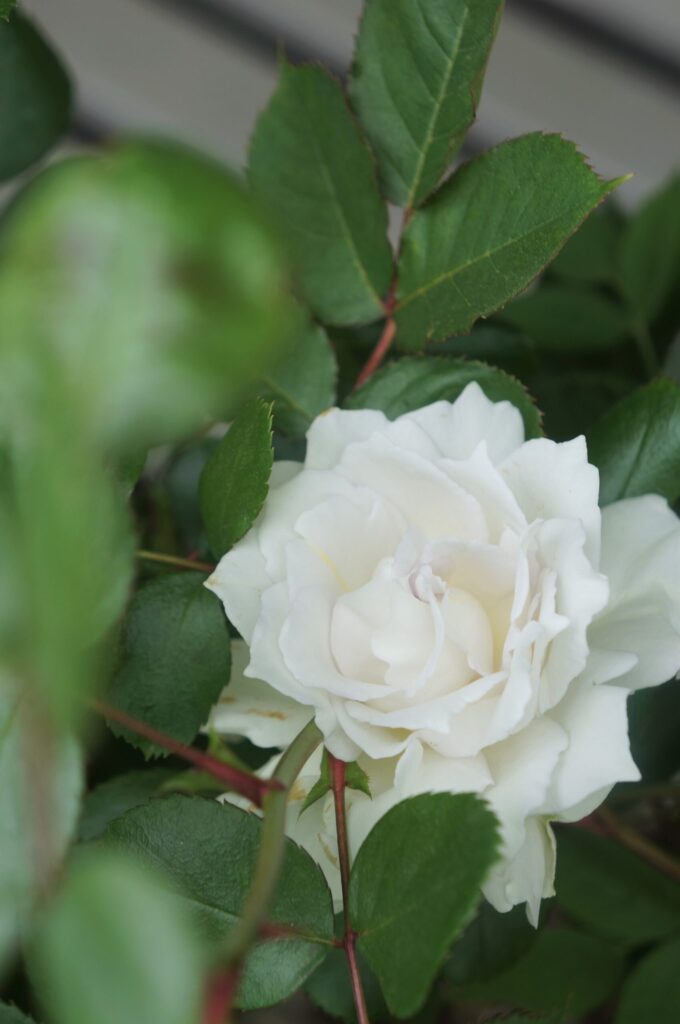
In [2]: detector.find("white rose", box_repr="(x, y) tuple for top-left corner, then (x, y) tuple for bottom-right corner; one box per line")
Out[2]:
(207, 383), (680, 924)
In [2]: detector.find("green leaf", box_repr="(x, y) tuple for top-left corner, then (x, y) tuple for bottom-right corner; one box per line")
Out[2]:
(528, 367), (635, 443)
(101, 794), (334, 1009)
(347, 356), (542, 439)
(0, 140), (296, 453)
(0, 14), (71, 182)
(627, 678), (680, 782)
(260, 321), (338, 437)
(498, 285), (631, 354)
(32, 849), (204, 1024)
(555, 827), (680, 947)
(350, 793), (500, 1017)
(550, 201), (623, 285)
(395, 133), (621, 348)
(0, 686), (82, 973)
(620, 175), (680, 324)
(107, 571), (231, 754)
(199, 398), (273, 558)
(78, 768), (177, 842)
(587, 378), (680, 505)
(449, 927), (624, 1017)
(349, 0), (502, 207)
(0, 1005), (35, 1024)
(300, 749), (371, 816)
(615, 938), (680, 1024)
(446, 902), (539, 986)
(248, 61), (393, 326)
(306, 942), (388, 1024)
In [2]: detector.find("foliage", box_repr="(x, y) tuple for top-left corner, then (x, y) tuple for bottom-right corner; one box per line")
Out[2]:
(0, 2), (678, 1023)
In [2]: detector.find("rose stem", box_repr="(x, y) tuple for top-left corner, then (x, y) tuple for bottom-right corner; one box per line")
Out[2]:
(329, 752), (371, 1024)
(136, 549), (215, 574)
(220, 720), (323, 967)
(354, 313), (396, 391)
(596, 806), (680, 883)
(203, 967), (239, 1024)
(89, 699), (283, 807)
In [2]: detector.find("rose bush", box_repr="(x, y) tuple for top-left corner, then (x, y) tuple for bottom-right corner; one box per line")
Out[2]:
(208, 383), (680, 923)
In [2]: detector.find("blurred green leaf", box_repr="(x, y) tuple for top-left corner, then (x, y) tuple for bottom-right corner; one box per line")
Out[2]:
(528, 366), (635, 442)
(499, 285), (631, 354)
(107, 571), (230, 754)
(350, 793), (500, 1018)
(449, 927), (624, 1017)
(555, 827), (680, 947)
(431, 325), (539, 377)
(615, 937), (680, 1024)
(620, 176), (680, 324)
(0, 684), (82, 973)
(78, 767), (177, 842)
(249, 62), (392, 325)
(446, 902), (539, 986)
(32, 849), (204, 1024)
(260, 321), (337, 437)
(306, 940), (388, 1024)
(395, 134), (621, 348)
(587, 378), (680, 505)
(349, 0), (502, 207)
(0, 140), (296, 452)
(550, 201), (623, 285)
(0, 13), (71, 182)
(199, 398), (273, 558)
(0, 1005), (35, 1023)
(347, 356), (542, 439)
(627, 679), (680, 782)
(102, 794), (334, 1009)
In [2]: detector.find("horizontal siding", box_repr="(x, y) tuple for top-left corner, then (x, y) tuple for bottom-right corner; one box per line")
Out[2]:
(20, 0), (680, 203)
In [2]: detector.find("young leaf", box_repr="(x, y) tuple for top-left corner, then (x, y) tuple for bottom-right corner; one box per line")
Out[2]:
(555, 827), (680, 947)
(449, 927), (624, 1017)
(199, 398), (273, 558)
(249, 62), (393, 326)
(499, 285), (631, 354)
(260, 322), (338, 437)
(77, 768), (177, 842)
(349, 793), (500, 1017)
(0, 687), (82, 973)
(106, 571), (231, 754)
(587, 378), (680, 505)
(395, 134), (622, 348)
(0, 13), (71, 182)
(446, 902), (539, 986)
(615, 938), (680, 1024)
(0, 1005), (35, 1024)
(620, 175), (680, 324)
(0, 141), (296, 453)
(346, 356), (542, 439)
(31, 850), (205, 1024)
(349, 0), (502, 207)
(300, 749), (371, 816)
(101, 794), (334, 1009)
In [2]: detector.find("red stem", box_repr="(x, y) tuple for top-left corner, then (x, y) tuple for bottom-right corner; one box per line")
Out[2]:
(203, 968), (239, 1024)
(354, 315), (396, 392)
(90, 699), (283, 808)
(329, 753), (371, 1024)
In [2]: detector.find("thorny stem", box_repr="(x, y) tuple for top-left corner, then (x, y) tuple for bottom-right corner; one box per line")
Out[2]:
(329, 753), (371, 1024)
(137, 549), (215, 574)
(90, 699), (282, 808)
(596, 806), (680, 883)
(220, 720), (322, 967)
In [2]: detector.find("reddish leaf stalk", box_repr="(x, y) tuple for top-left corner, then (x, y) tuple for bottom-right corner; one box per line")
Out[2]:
(329, 752), (371, 1024)
(595, 806), (680, 883)
(354, 314), (396, 392)
(203, 968), (239, 1024)
(137, 549), (215, 574)
(90, 699), (283, 807)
